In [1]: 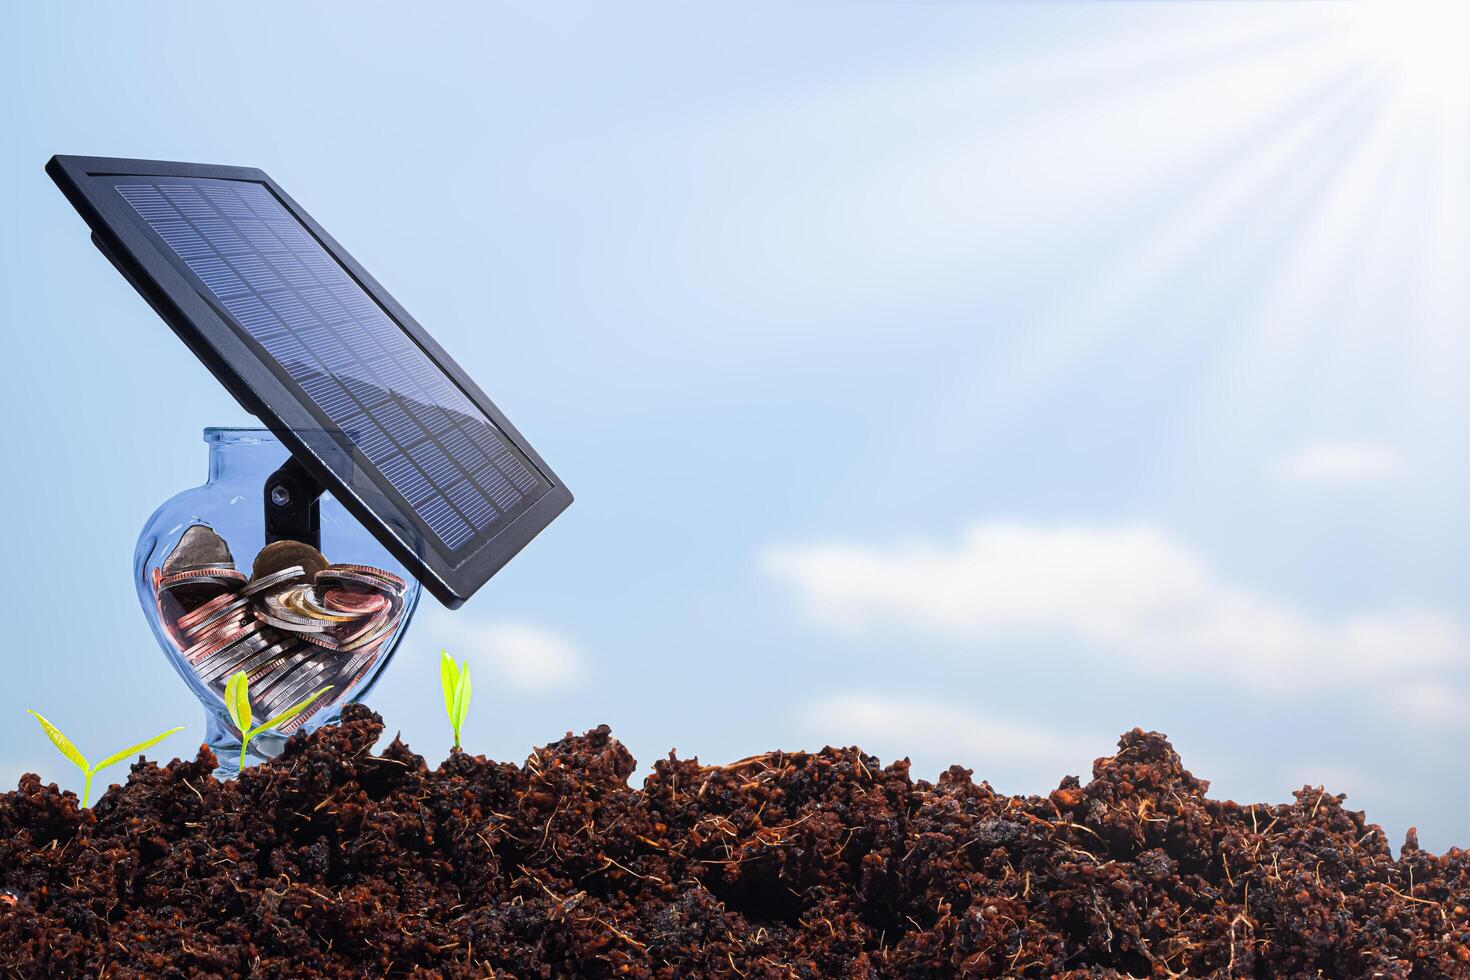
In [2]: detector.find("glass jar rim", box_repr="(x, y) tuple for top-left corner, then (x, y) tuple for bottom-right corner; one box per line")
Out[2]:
(203, 426), (280, 444)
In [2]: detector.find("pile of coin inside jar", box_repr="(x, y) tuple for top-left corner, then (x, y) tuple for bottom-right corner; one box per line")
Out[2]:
(152, 525), (406, 735)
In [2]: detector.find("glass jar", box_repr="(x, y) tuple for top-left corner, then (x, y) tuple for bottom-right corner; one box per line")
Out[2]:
(134, 427), (420, 775)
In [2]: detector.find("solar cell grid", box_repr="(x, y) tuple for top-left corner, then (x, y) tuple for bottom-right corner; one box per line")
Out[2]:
(114, 178), (550, 555)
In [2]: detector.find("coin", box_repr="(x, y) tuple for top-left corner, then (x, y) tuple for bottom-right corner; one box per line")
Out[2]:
(175, 591), (240, 632)
(257, 588), (330, 633)
(183, 620), (253, 666)
(300, 630), (342, 651)
(181, 595), (252, 639)
(252, 540), (329, 582)
(153, 529), (412, 735)
(322, 589), (388, 615)
(250, 645), (319, 702)
(340, 613), (395, 653)
(315, 568), (392, 593)
(259, 655), (336, 721)
(193, 628), (271, 684)
(230, 638), (307, 686)
(325, 563), (407, 595)
(286, 588), (356, 624)
(241, 565), (307, 597)
(182, 609), (249, 651)
(159, 568), (248, 591)
(161, 525), (235, 575)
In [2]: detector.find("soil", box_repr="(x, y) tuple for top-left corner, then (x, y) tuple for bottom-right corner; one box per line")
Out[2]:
(0, 706), (1465, 978)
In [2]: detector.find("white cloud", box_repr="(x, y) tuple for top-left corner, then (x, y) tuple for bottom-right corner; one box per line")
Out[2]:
(1271, 441), (1406, 483)
(1386, 682), (1469, 728)
(422, 610), (583, 692)
(764, 521), (1465, 691)
(802, 692), (1104, 788)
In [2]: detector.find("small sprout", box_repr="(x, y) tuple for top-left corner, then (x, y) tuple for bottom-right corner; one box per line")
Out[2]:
(27, 710), (182, 808)
(224, 670), (333, 771)
(440, 650), (472, 750)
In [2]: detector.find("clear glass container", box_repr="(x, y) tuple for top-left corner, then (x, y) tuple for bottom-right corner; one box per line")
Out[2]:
(134, 427), (420, 775)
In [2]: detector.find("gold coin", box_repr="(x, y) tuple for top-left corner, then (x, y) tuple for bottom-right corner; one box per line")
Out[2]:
(251, 539), (329, 582)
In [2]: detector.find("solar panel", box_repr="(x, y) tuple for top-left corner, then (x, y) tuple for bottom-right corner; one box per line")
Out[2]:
(48, 156), (572, 607)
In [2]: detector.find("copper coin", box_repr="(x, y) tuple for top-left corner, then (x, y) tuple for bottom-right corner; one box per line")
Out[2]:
(334, 608), (388, 648)
(157, 579), (237, 614)
(183, 619), (253, 665)
(322, 589), (388, 615)
(182, 611), (251, 654)
(300, 630), (342, 651)
(160, 567), (248, 589)
(181, 595), (252, 639)
(175, 591), (238, 632)
(340, 612), (397, 653)
(286, 589), (355, 623)
(252, 540), (329, 582)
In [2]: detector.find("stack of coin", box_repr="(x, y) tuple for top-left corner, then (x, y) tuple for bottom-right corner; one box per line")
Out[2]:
(154, 526), (407, 735)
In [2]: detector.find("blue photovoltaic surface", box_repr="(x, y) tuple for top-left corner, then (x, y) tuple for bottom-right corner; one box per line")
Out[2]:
(115, 178), (549, 553)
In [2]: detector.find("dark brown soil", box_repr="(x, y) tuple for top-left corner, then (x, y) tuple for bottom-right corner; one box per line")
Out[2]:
(0, 706), (1465, 978)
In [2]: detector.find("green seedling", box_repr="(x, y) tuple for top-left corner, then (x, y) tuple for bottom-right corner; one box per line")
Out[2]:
(27, 711), (182, 808)
(224, 670), (333, 771)
(440, 650), (472, 750)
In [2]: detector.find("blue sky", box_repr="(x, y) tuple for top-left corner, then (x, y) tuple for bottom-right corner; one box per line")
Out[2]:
(2, 3), (1465, 850)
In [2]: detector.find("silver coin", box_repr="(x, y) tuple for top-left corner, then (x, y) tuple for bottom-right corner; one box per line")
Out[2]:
(254, 610), (327, 634)
(292, 587), (358, 622)
(209, 635), (301, 688)
(159, 572), (245, 596)
(241, 565), (307, 597)
(278, 690), (335, 734)
(193, 628), (271, 684)
(259, 588), (329, 632)
(194, 626), (279, 684)
(340, 608), (400, 652)
(299, 629), (342, 651)
(333, 648), (381, 691)
(258, 655), (337, 722)
(314, 569), (390, 594)
(251, 645), (320, 703)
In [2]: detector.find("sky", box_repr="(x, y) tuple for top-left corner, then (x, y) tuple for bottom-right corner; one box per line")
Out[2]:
(1, 2), (1466, 850)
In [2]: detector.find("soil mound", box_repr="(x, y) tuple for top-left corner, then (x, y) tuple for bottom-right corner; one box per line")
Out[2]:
(0, 706), (1465, 977)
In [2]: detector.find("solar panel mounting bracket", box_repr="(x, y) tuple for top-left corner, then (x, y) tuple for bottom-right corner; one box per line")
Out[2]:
(265, 456), (325, 551)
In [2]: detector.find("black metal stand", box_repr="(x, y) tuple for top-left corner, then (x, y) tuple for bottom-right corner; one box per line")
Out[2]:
(264, 456), (325, 550)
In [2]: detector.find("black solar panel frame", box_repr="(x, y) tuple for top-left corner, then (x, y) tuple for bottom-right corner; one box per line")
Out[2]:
(48, 155), (572, 609)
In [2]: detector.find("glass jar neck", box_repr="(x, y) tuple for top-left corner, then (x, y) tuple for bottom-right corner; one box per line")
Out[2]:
(205, 429), (287, 484)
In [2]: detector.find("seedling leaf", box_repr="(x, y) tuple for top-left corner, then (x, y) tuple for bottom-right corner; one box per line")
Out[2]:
(453, 662), (471, 731)
(440, 652), (472, 749)
(94, 728), (186, 773)
(28, 711), (88, 772)
(225, 671), (252, 734)
(254, 685), (333, 735)
(28, 711), (184, 807)
(440, 650), (459, 722)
